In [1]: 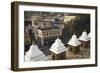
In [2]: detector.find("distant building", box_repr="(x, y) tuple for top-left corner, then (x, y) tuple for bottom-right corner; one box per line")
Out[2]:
(24, 23), (31, 44)
(32, 16), (63, 46)
(24, 21), (33, 52)
(64, 16), (79, 24)
(49, 38), (67, 60)
(38, 28), (62, 46)
(67, 34), (81, 54)
(79, 31), (90, 48)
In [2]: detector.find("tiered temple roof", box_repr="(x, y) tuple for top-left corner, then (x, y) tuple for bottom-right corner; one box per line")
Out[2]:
(25, 45), (49, 61)
(50, 38), (67, 54)
(67, 34), (81, 47)
(79, 31), (90, 42)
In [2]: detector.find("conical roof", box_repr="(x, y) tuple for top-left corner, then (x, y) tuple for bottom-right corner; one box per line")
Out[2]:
(25, 45), (49, 61)
(67, 34), (81, 46)
(79, 31), (89, 41)
(50, 38), (67, 54)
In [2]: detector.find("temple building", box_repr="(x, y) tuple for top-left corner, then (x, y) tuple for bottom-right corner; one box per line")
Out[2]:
(67, 34), (81, 54)
(79, 31), (90, 48)
(64, 16), (80, 25)
(49, 38), (67, 60)
(25, 42), (49, 61)
(64, 16), (76, 23)
(38, 28), (62, 47)
(32, 16), (63, 47)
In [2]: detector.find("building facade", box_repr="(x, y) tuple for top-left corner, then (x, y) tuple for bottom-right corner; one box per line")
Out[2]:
(38, 28), (62, 46)
(32, 16), (63, 47)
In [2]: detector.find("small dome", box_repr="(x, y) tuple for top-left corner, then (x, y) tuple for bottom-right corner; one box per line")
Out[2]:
(67, 34), (81, 46)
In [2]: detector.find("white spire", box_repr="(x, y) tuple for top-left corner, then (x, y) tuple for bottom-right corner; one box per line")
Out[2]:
(67, 34), (81, 46)
(25, 45), (49, 61)
(50, 38), (67, 54)
(79, 30), (90, 41)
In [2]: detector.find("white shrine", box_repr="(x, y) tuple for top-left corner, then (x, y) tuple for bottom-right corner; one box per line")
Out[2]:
(79, 31), (90, 48)
(79, 30), (90, 42)
(49, 38), (67, 60)
(67, 34), (81, 54)
(25, 43), (49, 62)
